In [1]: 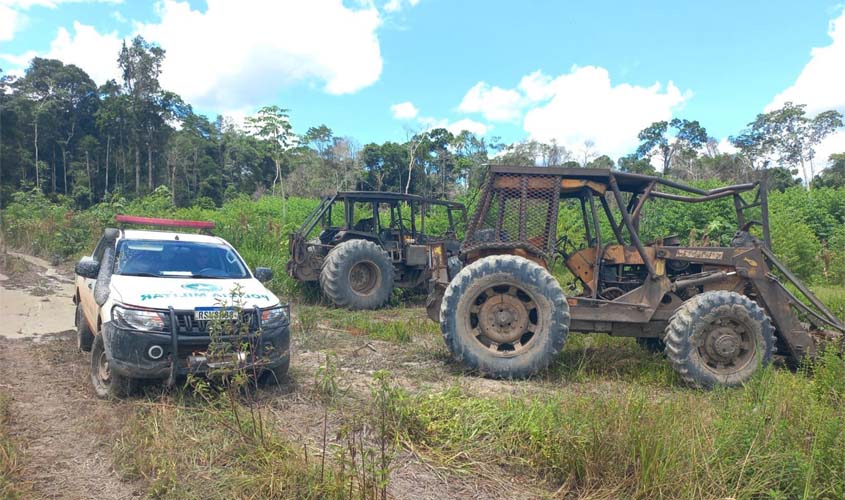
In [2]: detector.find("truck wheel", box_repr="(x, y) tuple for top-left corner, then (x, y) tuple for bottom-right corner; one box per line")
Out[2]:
(440, 255), (570, 379)
(260, 352), (291, 387)
(320, 240), (395, 310)
(90, 335), (136, 399)
(76, 304), (94, 352)
(664, 291), (774, 389)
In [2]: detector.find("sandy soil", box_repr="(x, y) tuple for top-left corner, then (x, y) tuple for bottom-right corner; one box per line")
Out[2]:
(0, 252), (76, 339)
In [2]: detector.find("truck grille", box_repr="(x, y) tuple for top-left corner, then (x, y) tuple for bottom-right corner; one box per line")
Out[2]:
(173, 310), (258, 335)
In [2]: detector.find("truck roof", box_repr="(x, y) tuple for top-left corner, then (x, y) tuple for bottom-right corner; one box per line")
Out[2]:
(119, 229), (225, 244)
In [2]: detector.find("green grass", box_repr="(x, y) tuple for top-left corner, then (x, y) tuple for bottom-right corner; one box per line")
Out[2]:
(296, 305), (439, 345)
(114, 390), (392, 500)
(0, 392), (27, 499)
(381, 353), (845, 499)
(814, 286), (845, 319)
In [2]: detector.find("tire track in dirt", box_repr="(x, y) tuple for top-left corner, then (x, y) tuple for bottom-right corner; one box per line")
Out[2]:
(0, 333), (139, 499)
(1, 252), (138, 499)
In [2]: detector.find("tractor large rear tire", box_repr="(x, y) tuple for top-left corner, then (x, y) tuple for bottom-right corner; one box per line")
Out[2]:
(440, 255), (570, 379)
(664, 290), (774, 389)
(320, 240), (395, 310)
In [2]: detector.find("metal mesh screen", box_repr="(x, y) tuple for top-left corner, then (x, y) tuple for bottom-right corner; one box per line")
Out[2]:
(462, 172), (561, 257)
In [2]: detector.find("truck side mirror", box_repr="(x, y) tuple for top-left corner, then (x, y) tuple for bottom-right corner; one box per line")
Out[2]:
(254, 267), (273, 283)
(75, 256), (100, 279)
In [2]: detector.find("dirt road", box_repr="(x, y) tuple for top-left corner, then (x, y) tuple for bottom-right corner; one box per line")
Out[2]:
(0, 252), (546, 499)
(0, 253), (139, 499)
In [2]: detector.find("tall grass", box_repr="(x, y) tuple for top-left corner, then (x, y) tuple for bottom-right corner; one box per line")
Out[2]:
(0, 392), (27, 499)
(383, 352), (845, 499)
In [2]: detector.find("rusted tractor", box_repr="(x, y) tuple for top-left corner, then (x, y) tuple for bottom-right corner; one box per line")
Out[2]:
(288, 191), (465, 310)
(426, 165), (844, 388)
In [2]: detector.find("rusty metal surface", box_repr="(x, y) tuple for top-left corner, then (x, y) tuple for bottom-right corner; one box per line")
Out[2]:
(462, 171), (559, 258)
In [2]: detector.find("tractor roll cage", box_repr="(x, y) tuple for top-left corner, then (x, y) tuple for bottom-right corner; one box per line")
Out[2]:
(473, 165), (771, 258)
(294, 191), (467, 241)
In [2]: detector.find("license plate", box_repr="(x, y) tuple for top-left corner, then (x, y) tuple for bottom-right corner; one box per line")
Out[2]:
(194, 307), (238, 321)
(188, 351), (248, 369)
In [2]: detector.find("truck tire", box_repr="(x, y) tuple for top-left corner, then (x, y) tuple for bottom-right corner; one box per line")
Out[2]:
(664, 290), (774, 389)
(440, 255), (570, 379)
(90, 335), (136, 399)
(320, 240), (395, 310)
(76, 304), (94, 352)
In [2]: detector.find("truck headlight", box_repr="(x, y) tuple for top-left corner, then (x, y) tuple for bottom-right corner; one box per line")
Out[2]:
(112, 305), (167, 332)
(260, 305), (288, 327)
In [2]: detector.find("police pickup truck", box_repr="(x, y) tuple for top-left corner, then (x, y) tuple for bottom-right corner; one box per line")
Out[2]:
(74, 215), (289, 398)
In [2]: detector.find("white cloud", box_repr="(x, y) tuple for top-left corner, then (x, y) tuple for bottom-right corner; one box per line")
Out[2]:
(717, 137), (738, 155)
(0, 0), (121, 7)
(458, 81), (524, 122)
(42, 22), (122, 83)
(767, 8), (845, 115)
(391, 101), (418, 119)
(136, 0), (383, 109)
(2, 0), (384, 110)
(459, 65), (690, 159)
(417, 115), (489, 136)
(444, 118), (488, 136)
(0, 5), (23, 41)
(383, 0), (419, 13)
(765, 8), (845, 176)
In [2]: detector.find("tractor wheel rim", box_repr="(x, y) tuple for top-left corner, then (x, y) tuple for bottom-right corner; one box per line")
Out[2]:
(698, 320), (755, 374)
(349, 261), (380, 296)
(97, 350), (111, 385)
(469, 284), (539, 356)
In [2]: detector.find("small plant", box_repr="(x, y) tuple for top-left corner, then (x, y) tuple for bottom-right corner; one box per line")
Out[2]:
(315, 352), (341, 402)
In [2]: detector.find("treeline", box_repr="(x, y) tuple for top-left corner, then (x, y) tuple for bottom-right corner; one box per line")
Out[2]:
(1, 36), (844, 210)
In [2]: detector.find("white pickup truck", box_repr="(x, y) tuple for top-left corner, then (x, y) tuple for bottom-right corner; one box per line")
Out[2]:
(74, 216), (289, 398)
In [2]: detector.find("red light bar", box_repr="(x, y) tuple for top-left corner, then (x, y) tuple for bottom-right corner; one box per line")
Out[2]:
(115, 215), (215, 230)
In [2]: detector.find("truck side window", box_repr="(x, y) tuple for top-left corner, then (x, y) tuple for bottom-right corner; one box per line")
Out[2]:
(92, 236), (108, 263)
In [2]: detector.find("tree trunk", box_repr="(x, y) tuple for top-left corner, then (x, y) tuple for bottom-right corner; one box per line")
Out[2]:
(135, 147), (140, 195)
(799, 157), (810, 190)
(62, 148), (68, 195)
(52, 147), (56, 193)
(147, 133), (153, 192)
(34, 117), (40, 190)
(104, 136), (111, 194)
(85, 150), (91, 194)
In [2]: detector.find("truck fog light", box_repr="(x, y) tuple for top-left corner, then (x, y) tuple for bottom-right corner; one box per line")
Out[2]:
(148, 345), (164, 360)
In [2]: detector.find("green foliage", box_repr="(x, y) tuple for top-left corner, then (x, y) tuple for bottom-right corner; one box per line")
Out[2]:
(383, 365), (845, 499)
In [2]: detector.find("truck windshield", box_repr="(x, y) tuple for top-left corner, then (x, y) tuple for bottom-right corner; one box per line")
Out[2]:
(114, 240), (249, 279)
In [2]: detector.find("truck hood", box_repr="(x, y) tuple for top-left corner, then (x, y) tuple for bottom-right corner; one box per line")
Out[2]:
(109, 275), (279, 310)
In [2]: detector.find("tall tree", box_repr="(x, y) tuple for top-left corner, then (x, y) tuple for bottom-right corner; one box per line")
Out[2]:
(732, 103), (842, 188)
(118, 36), (168, 194)
(247, 105), (295, 218)
(635, 118), (708, 177)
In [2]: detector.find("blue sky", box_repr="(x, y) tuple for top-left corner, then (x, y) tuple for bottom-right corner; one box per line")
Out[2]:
(2, 0), (844, 162)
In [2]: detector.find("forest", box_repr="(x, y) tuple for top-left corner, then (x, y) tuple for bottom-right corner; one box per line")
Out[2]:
(1, 35), (844, 211)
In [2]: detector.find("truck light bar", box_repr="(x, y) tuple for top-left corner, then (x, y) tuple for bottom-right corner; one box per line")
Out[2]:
(115, 215), (216, 230)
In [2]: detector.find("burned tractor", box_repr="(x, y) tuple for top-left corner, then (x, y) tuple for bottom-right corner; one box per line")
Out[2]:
(427, 165), (844, 388)
(288, 191), (466, 310)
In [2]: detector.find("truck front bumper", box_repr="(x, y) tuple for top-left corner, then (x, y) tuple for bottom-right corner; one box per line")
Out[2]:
(101, 319), (290, 380)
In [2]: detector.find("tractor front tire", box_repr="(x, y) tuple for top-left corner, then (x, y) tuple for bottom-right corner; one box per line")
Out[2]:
(664, 291), (774, 389)
(440, 255), (570, 379)
(320, 240), (395, 310)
